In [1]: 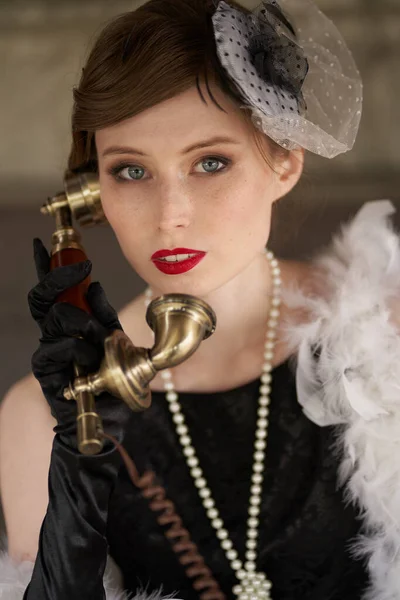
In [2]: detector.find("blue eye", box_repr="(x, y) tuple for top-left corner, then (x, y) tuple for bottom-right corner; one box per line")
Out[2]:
(107, 163), (146, 181)
(108, 156), (230, 182)
(198, 157), (226, 173)
(126, 166), (145, 180)
(121, 165), (146, 180)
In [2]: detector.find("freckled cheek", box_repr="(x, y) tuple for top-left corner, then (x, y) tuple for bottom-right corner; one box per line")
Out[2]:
(100, 184), (121, 223)
(211, 180), (271, 231)
(101, 190), (150, 248)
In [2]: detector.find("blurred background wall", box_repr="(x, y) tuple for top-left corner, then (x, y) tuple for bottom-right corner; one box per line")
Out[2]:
(1, 0), (400, 400)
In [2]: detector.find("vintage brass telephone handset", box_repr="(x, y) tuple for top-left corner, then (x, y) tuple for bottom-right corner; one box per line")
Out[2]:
(41, 172), (216, 456)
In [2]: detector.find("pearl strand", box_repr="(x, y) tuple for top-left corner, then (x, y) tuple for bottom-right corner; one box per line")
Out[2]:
(144, 250), (282, 600)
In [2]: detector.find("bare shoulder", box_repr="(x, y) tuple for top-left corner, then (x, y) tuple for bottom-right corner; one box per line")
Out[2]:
(281, 257), (326, 297)
(0, 373), (54, 429)
(280, 260), (328, 316)
(278, 257), (328, 332)
(0, 374), (55, 561)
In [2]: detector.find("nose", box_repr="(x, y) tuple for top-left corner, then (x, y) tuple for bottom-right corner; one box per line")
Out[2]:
(156, 183), (193, 232)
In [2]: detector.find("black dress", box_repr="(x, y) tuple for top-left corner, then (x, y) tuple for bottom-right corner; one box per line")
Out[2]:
(106, 358), (369, 599)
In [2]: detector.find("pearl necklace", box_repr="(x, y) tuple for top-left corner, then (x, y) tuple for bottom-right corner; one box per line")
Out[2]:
(144, 250), (282, 600)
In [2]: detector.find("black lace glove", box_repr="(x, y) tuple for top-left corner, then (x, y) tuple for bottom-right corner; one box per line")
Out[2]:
(24, 239), (134, 599)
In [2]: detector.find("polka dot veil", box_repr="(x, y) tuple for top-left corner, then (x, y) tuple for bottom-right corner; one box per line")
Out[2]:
(212, 0), (363, 158)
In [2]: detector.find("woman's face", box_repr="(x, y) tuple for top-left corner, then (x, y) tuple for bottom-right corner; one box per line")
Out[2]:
(96, 84), (302, 298)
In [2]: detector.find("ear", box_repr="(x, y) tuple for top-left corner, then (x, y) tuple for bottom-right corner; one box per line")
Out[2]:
(274, 148), (305, 199)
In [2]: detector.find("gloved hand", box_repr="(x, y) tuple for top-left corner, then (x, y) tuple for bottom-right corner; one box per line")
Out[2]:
(24, 239), (135, 599)
(28, 237), (132, 449)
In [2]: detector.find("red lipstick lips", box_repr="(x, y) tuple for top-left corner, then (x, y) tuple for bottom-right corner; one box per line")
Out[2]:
(151, 248), (206, 275)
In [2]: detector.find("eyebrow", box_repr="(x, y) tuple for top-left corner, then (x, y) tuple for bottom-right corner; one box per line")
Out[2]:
(102, 136), (241, 158)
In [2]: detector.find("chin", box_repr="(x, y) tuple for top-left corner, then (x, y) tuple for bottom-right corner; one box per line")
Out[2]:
(143, 268), (222, 301)
(135, 257), (234, 300)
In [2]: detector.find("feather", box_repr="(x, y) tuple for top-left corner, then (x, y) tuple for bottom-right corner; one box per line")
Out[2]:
(341, 368), (389, 421)
(0, 554), (33, 599)
(283, 199), (400, 599)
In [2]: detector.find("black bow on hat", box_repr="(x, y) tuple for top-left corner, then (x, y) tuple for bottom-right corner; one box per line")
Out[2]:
(248, 1), (309, 106)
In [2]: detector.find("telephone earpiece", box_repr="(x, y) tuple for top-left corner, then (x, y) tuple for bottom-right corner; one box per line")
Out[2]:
(41, 171), (106, 228)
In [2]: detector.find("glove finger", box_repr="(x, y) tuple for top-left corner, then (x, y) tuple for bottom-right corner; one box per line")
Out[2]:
(38, 370), (78, 423)
(28, 260), (92, 323)
(32, 337), (103, 379)
(41, 303), (109, 345)
(86, 282), (122, 331)
(33, 238), (51, 282)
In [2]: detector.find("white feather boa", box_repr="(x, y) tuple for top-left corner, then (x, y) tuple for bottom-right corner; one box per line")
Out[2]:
(282, 199), (400, 599)
(1, 199), (400, 598)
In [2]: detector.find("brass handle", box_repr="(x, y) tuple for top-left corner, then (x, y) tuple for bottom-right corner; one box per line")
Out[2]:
(50, 248), (103, 454)
(74, 364), (104, 455)
(43, 174), (107, 455)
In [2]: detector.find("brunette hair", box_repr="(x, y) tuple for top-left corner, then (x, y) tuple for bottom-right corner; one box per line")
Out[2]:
(67, 0), (290, 176)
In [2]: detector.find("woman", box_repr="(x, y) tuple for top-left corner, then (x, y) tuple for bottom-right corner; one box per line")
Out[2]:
(1, 0), (399, 598)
